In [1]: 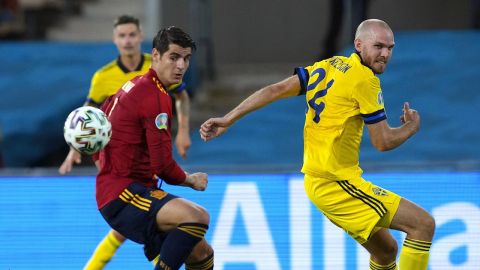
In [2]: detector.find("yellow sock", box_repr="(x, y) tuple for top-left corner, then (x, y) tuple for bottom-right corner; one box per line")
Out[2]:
(152, 254), (159, 266)
(83, 231), (122, 270)
(399, 238), (431, 270)
(370, 259), (397, 270)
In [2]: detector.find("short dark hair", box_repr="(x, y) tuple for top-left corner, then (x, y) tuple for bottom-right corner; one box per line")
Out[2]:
(152, 26), (196, 55)
(114, 15), (140, 28)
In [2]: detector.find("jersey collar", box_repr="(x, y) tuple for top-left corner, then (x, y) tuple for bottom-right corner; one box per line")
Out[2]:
(117, 53), (145, 73)
(147, 69), (167, 94)
(353, 51), (375, 73)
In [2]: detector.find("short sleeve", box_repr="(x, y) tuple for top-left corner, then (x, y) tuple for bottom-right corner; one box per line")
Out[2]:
(294, 67), (309, 95)
(352, 76), (387, 124)
(86, 71), (106, 105)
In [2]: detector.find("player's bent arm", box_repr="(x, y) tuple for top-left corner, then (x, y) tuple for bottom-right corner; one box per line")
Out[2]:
(182, 172), (208, 191)
(366, 119), (419, 151)
(224, 75), (302, 125)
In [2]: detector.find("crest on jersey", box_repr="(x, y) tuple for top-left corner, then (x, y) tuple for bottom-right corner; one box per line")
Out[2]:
(155, 113), (168, 130)
(377, 92), (384, 105)
(372, 187), (388, 196)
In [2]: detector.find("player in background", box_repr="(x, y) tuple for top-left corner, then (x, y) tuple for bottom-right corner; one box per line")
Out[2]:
(98, 26), (213, 270)
(200, 19), (434, 270)
(58, 15), (191, 269)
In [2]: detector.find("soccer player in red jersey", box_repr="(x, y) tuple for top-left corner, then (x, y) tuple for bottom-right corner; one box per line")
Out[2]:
(97, 26), (213, 270)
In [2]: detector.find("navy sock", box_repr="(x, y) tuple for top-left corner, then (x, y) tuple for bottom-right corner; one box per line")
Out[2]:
(185, 252), (214, 270)
(155, 223), (208, 270)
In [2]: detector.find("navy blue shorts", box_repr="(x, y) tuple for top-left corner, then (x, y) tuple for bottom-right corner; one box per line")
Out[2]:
(100, 182), (178, 259)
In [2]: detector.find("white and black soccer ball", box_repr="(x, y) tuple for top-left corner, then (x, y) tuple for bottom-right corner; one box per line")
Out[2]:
(63, 106), (112, 155)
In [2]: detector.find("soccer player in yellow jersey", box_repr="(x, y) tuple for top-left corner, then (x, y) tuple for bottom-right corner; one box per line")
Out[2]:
(200, 19), (435, 270)
(58, 15), (192, 269)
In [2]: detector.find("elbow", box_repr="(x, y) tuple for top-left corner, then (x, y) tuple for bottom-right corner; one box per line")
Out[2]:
(375, 144), (390, 152)
(372, 140), (394, 152)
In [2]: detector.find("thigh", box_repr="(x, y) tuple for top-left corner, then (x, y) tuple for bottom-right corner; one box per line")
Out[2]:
(389, 197), (434, 240)
(100, 183), (178, 244)
(304, 175), (401, 244)
(156, 197), (210, 232)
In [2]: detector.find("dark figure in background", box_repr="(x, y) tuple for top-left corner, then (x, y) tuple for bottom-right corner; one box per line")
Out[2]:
(320, 0), (370, 60)
(0, 0), (23, 39)
(472, 0), (480, 29)
(0, 127), (3, 168)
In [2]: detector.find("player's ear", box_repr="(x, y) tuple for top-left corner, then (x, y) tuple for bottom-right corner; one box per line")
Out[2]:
(354, 38), (362, 52)
(152, 48), (160, 61)
(112, 28), (117, 43)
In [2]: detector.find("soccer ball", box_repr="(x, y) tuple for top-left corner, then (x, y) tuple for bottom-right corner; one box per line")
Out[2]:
(63, 106), (112, 155)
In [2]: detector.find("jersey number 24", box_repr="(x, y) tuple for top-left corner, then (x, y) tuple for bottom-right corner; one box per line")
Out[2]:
(307, 68), (334, 123)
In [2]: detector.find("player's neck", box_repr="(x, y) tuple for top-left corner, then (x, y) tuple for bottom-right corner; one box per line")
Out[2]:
(119, 53), (142, 71)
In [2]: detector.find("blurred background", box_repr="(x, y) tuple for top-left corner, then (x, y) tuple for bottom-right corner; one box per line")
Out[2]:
(0, 0), (479, 170)
(0, 0), (479, 269)
(0, 0), (479, 171)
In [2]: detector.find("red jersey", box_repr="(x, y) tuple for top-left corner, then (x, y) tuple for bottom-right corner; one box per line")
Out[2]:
(96, 69), (186, 209)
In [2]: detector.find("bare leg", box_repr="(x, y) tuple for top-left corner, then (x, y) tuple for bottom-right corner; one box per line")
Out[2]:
(391, 198), (435, 270)
(156, 198), (210, 231)
(110, 229), (126, 242)
(362, 228), (398, 265)
(390, 198), (435, 241)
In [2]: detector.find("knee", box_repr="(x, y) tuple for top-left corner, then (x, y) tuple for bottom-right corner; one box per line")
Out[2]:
(386, 240), (398, 258)
(191, 205), (210, 225)
(187, 239), (214, 263)
(377, 239), (398, 262)
(421, 213), (436, 239)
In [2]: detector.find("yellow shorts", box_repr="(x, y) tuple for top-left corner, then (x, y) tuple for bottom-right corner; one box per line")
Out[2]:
(304, 174), (401, 244)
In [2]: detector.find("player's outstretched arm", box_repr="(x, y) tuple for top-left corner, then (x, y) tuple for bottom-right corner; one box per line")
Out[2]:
(58, 147), (82, 174)
(200, 75), (301, 141)
(367, 102), (420, 151)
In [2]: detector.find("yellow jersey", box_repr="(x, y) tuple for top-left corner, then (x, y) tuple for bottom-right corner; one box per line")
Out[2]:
(295, 53), (386, 180)
(86, 53), (185, 105)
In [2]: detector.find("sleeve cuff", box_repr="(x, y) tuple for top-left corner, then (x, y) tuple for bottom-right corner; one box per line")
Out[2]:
(362, 109), (387, 124)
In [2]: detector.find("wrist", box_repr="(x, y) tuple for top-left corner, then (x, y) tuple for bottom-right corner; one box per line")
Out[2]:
(403, 121), (418, 136)
(182, 172), (191, 186)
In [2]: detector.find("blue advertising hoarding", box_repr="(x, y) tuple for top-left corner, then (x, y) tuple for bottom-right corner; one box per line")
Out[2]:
(0, 172), (479, 269)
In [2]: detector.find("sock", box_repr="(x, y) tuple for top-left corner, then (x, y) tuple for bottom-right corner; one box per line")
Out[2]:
(370, 259), (397, 270)
(155, 223), (208, 270)
(399, 238), (432, 270)
(185, 252), (214, 270)
(83, 231), (122, 270)
(152, 254), (160, 266)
